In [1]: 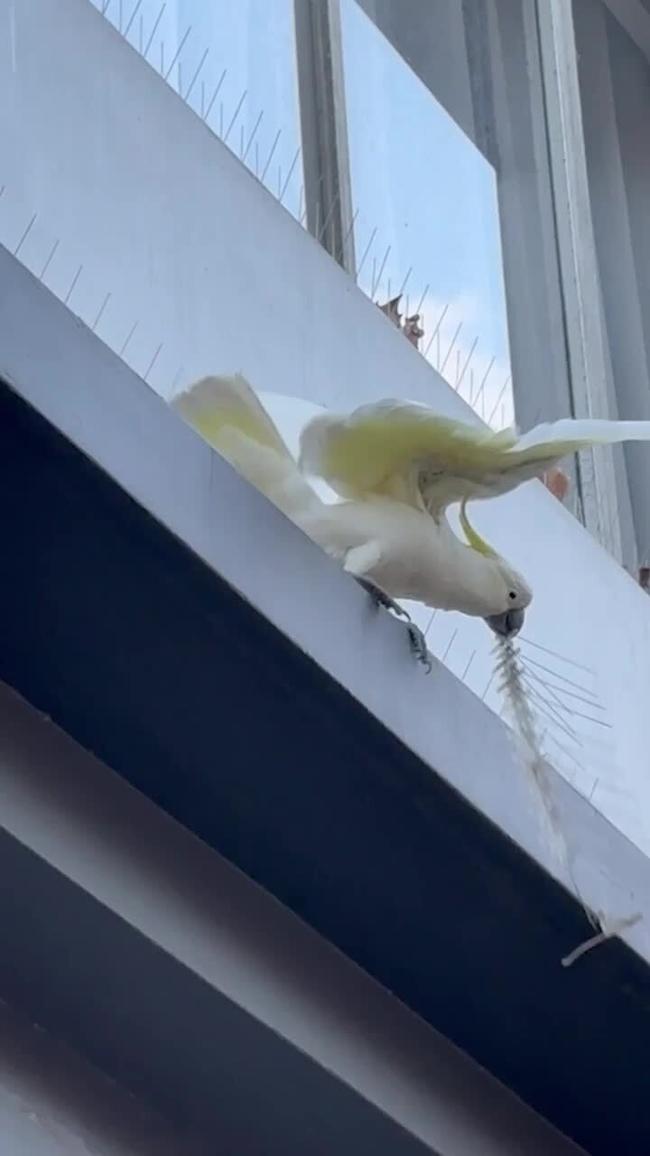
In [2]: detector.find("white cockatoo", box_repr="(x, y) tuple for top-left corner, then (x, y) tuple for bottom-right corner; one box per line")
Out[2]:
(171, 373), (521, 664)
(299, 397), (650, 630)
(172, 374), (650, 666)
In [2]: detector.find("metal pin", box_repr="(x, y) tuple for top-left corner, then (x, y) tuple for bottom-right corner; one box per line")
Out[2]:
(397, 266), (413, 300)
(441, 629), (459, 664)
(370, 243), (391, 298)
(355, 225), (377, 282)
(461, 651), (477, 681)
(64, 265), (83, 305)
(524, 668), (609, 729)
(177, 62), (182, 93)
(255, 141), (260, 177)
(138, 12), (143, 51)
(439, 321), (463, 377)
(203, 69), (227, 123)
(521, 655), (600, 703)
(423, 302), (449, 359)
(338, 207), (359, 264)
(521, 684), (579, 744)
(414, 283), (430, 319)
(13, 213), (37, 257)
(298, 184), (304, 224)
(164, 26), (191, 82)
(472, 357), (495, 410)
(519, 663), (582, 719)
(456, 336), (478, 391)
(120, 320), (139, 357)
(481, 670), (497, 701)
(277, 166), (283, 197)
(185, 47), (209, 102)
(223, 88), (247, 144)
(92, 292), (111, 331)
(144, 343), (163, 381)
(241, 109), (263, 163)
(160, 41), (164, 74)
(519, 635), (593, 675)
(102, 0), (112, 14)
(318, 189), (341, 243)
(423, 608), (438, 638)
(40, 239), (60, 280)
(260, 129), (281, 182)
(486, 376), (511, 426)
(279, 146), (301, 204)
(545, 731), (586, 777)
(200, 80), (205, 117)
(143, 3), (166, 62)
(123, 0), (143, 37)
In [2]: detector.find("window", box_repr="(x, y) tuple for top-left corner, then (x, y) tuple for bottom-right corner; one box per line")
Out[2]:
(340, 0), (513, 426)
(90, 0), (304, 220)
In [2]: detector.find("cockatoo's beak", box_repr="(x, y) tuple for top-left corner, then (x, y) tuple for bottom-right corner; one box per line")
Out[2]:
(484, 608), (525, 639)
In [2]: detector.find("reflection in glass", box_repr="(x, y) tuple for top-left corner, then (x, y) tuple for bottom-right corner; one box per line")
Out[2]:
(90, 0), (304, 221)
(340, 0), (513, 427)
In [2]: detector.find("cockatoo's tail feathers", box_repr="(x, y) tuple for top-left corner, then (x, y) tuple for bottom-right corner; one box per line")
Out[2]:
(172, 373), (293, 460)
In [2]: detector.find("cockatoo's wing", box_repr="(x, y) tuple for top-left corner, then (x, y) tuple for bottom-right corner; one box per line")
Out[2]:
(173, 373), (293, 460)
(172, 374), (321, 520)
(299, 400), (518, 513)
(299, 399), (650, 514)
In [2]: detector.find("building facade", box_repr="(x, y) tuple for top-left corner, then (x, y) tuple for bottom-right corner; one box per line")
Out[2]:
(1, 1), (650, 1151)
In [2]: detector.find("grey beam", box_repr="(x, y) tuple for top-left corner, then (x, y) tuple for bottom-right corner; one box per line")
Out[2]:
(536, 0), (628, 561)
(0, 680), (584, 1156)
(602, 0), (650, 61)
(294, 0), (356, 271)
(0, 1001), (210, 1156)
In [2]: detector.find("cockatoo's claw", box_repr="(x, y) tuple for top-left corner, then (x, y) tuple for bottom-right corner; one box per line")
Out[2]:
(407, 623), (432, 672)
(354, 577), (411, 620)
(354, 577), (430, 671)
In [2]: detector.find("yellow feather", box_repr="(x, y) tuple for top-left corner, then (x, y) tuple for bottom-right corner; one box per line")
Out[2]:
(458, 500), (498, 557)
(173, 374), (291, 459)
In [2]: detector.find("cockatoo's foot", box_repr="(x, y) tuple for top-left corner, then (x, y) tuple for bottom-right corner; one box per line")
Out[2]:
(407, 623), (432, 672)
(354, 577), (411, 620)
(354, 577), (431, 672)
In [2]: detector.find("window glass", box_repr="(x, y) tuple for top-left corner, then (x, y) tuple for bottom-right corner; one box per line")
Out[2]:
(340, 0), (513, 427)
(90, 0), (304, 220)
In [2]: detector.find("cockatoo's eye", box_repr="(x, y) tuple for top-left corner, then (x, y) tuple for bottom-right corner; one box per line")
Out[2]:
(508, 590), (517, 600)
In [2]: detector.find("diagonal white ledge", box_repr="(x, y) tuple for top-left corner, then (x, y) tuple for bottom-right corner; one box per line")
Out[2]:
(1, 243), (649, 965)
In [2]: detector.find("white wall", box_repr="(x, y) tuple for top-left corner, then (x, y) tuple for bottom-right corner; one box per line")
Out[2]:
(2, 0), (650, 853)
